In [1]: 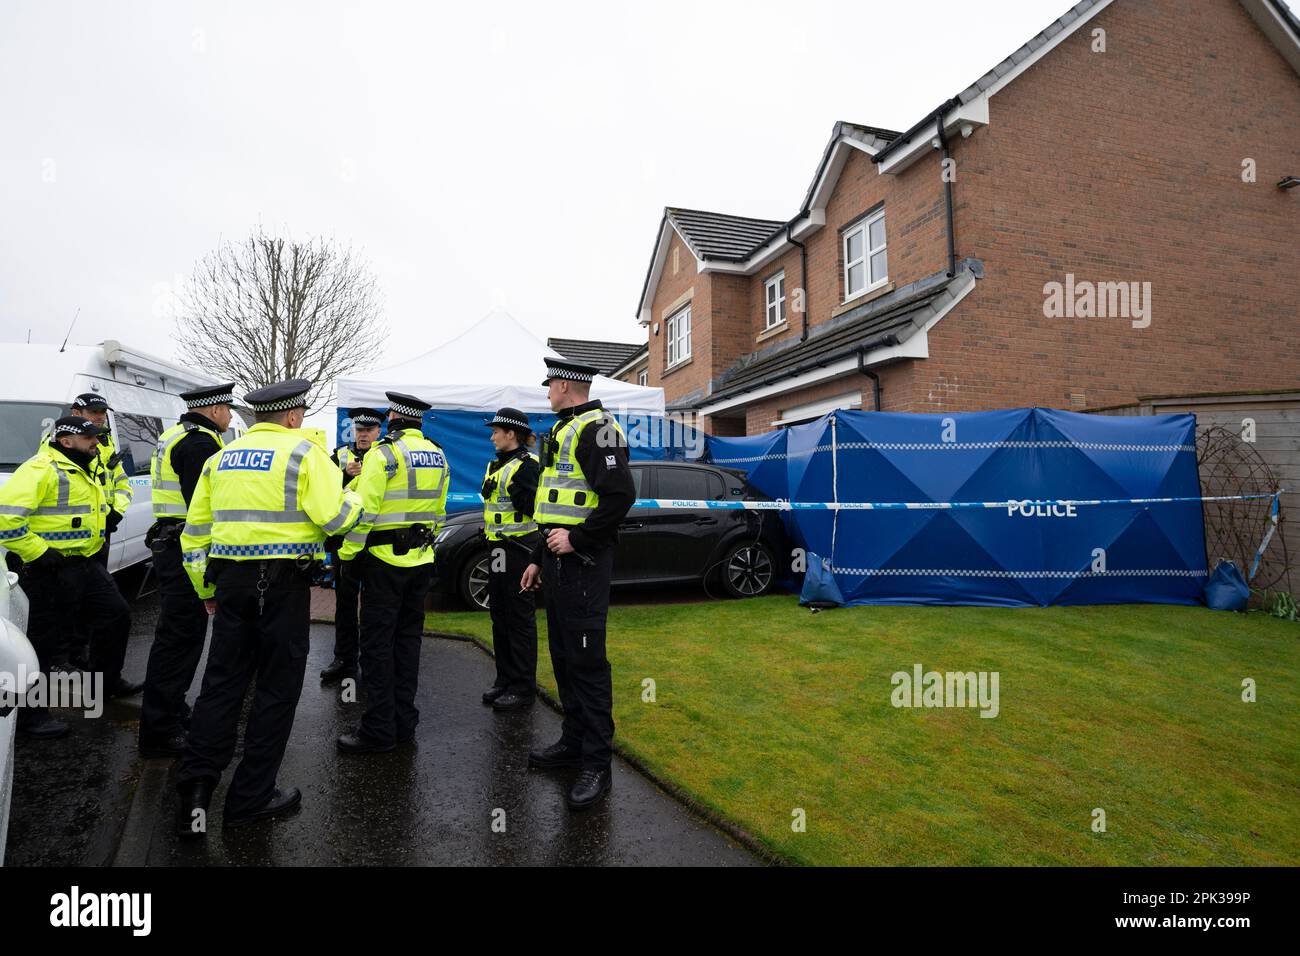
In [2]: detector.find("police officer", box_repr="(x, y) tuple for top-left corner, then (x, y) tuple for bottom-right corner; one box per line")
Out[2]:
(479, 407), (541, 712)
(321, 407), (383, 685)
(0, 417), (136, 739)
(520, 358), (634, 810)
(48, 393), (133, 670)
(175, 379), (361, 836)
(66, 393), (133, 559)
(137, 383), (235, 758)
(336, 391), (448, 754)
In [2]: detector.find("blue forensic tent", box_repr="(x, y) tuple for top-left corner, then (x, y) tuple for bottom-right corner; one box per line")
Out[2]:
(334, 311), (683, 509)
(706, 408), (1207, 607)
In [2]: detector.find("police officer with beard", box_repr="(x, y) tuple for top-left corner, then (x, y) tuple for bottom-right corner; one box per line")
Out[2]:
(321, 407), (383, 685)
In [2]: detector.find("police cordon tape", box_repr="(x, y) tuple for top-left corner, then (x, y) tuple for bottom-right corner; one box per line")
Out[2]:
(445, 491), (1281, 513)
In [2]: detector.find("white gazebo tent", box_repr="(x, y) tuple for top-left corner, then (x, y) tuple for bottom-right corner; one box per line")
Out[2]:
(336, 310), (663, 416)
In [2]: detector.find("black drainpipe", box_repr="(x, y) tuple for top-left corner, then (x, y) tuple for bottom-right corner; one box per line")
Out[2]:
(935, 107), (957, 278)
(786, 213), (810, 342)
(858, 349), (882, 411)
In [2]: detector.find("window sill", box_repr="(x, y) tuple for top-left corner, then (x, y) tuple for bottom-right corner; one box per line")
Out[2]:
(662, 356), (694, 378)
(832, 280), (894, 318)
(756, 321), (789, 344)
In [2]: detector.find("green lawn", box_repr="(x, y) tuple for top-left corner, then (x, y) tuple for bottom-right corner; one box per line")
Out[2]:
(425, 597), (1300, 866)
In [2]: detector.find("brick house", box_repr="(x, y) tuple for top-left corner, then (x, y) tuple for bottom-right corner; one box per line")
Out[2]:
(632, 0), (1300, 437)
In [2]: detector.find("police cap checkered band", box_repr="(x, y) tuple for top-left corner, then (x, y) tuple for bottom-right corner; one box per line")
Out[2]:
(181, 382), (236, 409)
(485, 406), (530, 431)
(72, 392), (109, 410)
(349, 407), (383, 426)
(244, 378), (312, 412)
(52, 416), (108, 438)
(541, 357), (600, 386)
(384, 391), (431, 419)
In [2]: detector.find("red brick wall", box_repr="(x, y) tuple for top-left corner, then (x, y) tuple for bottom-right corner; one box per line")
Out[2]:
(641, 0), (1300, 433)
(647, 229), (712, 404)
(916, 0), (1300, 413)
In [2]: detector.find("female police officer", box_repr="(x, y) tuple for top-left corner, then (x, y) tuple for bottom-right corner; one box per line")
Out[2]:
(479, 407), (541, 712)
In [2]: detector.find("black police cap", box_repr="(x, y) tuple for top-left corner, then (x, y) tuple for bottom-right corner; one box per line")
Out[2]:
(51, 416), (110, 439)
(485, 407), (531, 432)
(349, 407), (384, 427)
(541, 357), (600, 386)
(180, 382), (236, 409)
(385, 391), (432, 418)
(71, 392), (110, 411)
(244, 378), (312, 412)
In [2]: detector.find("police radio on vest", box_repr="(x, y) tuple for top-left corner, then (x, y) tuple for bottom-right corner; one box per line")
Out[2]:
(218, 449), (275, 471)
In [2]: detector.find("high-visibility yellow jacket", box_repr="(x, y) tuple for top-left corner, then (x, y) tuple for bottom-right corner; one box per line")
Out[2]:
(0, 444), (111, 562)
(36, 426), (132, 515)
(152, 419), (225, 519)
(180, 423), (361, 599)
(339, 427), (449, 568)
(482, 453), (539, 540)
(535, 409), (626, 526)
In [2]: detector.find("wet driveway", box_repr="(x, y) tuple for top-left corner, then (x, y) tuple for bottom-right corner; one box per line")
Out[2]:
(7, 589), (757, 867)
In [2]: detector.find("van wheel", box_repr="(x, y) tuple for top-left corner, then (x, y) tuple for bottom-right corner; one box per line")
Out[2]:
(458, 547), (492, 611)
(718, 540), (775, 599)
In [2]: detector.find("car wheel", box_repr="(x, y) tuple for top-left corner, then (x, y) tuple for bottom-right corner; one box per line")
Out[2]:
(718, 540), (776, 599)
(458, 547), (492, 611)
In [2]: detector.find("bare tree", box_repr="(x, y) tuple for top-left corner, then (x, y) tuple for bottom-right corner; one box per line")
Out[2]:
(174, 228), (387, 410)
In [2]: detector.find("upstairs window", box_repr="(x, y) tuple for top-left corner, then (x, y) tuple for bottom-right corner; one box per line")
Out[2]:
(666, 305), (692, 367)
(843, 209), (887, 300)
(638, 369), (648, 387)
(764, 271), (786, 329)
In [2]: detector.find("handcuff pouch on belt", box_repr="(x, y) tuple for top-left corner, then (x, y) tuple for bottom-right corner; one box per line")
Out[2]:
(365, 523), (436, 556)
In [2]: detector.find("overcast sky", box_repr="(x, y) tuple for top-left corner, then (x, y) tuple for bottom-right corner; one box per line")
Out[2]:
(3, 0), (1293, 369)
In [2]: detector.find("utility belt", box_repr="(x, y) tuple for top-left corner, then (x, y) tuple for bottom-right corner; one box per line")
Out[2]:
(535, 524), (597, 566)
(365, 523), (437, 556)
(146, 519), (184, 552)
(205, 555), (318, 589)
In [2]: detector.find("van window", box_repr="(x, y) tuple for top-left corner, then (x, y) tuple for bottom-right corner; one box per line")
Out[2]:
(114, 413), (163, 476)
(0, 402), (64, 470)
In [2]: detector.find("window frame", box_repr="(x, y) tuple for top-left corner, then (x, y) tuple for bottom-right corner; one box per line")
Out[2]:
(842, 208), (888, 301)
(764, 270), (786, 329)
(665, 305), (692, 368)
(637, 368), (648, 387)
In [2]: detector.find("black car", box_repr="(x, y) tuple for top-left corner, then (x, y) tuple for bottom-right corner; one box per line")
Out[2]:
(433, 460), (786, 610)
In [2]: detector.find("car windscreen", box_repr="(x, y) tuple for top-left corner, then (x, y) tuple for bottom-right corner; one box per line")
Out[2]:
(0, 402), (65, 470)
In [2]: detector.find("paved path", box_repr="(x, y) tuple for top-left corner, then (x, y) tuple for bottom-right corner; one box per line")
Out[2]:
(9, 589), (758, 866)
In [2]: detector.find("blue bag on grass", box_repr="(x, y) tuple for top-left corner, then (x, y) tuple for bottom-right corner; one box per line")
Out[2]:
(1204, 560), (1249, 612)
(799, 553), (845, 609)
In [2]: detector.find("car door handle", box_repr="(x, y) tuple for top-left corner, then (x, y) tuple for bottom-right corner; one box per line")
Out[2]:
(620, 521), (644, 530)
(693, 517), (717, 525)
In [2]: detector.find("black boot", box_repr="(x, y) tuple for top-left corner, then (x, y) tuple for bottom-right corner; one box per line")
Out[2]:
(320, 658), (356, 685)
(18, 710), (69, 740)
(336, 732), (395, 754)
(481, 685), (508, 706)
(528, 739), (583, 770)
(567, 768), (612, 810)
(224, 787), (303, 828)
(105, 676), (145, 698)
(492, 691), (533, 712)
(176, 779), (215, 839)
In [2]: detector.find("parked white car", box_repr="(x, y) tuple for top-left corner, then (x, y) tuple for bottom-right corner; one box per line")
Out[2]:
(0, 566), (39, 866)
(0, 340), (246, 574)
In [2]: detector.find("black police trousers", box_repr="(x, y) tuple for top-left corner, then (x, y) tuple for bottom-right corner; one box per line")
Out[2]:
(358, 556), (433, 745)
(332, 557), (361, 666)
(140, 535), (209, 744)
(177, 559), (311, 819)
(14, 551), (131, 727)
(485, 536), (538, 695)
(542, 546), (615, 771)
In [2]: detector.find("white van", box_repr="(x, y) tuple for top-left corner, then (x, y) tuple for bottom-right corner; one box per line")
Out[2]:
(0, 340), (246, 574)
